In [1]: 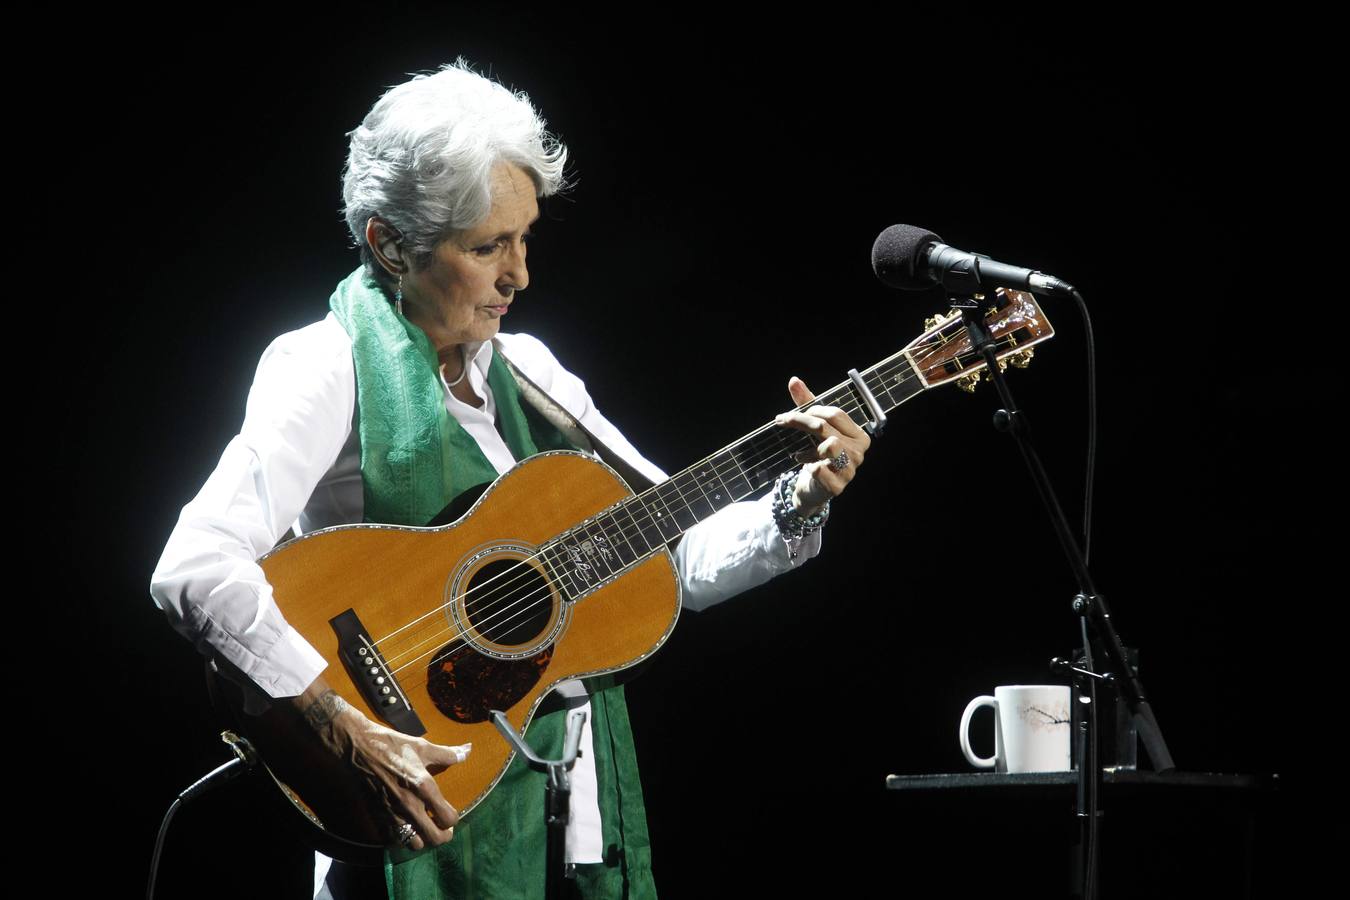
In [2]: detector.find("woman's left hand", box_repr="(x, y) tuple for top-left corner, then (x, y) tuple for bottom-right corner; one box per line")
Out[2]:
(774, 376), (872, 516)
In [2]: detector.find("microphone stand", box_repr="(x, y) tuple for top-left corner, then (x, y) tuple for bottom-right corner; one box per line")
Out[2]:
(491, 708), (588, 900)
(954, 293), (1175, 900)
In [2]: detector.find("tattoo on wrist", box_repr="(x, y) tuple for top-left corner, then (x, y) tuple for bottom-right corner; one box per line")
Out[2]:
(302, 690), (348, 731)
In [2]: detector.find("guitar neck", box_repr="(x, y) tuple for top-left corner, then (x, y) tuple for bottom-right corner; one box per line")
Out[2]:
(538, 348), (923, 599)
(539, 288), (1055, 600)
(638, 348), (923, 528)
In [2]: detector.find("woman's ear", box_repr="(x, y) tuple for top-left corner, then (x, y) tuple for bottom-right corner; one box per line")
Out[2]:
(365, 217), (408, 276)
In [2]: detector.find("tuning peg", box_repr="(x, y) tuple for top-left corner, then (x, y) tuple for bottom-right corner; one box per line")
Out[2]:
(956, 372), (981, 393)
(924, 310), (962, 332)
(1009, 348), (1035, 368)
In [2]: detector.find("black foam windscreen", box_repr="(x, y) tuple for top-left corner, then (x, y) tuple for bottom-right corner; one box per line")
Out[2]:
(871, 224), (943, 290)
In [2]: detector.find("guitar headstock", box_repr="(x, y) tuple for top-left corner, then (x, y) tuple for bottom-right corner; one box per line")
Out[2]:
(903, 289), (1055, 392)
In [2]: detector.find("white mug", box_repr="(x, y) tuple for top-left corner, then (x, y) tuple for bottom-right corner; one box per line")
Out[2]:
(959, 685), (1072, 773)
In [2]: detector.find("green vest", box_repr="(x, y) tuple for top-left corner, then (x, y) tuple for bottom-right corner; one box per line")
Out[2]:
(328, 268), (658, 899)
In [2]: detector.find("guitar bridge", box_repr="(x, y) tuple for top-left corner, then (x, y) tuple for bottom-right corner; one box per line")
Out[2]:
(330, 609), (427, 736)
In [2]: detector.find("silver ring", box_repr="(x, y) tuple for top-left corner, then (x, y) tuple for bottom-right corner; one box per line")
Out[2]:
(396, 822), (417, 846)
(828, 450), (850, 472)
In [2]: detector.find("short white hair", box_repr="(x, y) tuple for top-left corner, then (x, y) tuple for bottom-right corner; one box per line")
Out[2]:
(342, 59), (568, 284)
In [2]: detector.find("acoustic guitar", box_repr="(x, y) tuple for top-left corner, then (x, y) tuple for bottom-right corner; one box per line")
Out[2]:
(210, 289), (1054, 862)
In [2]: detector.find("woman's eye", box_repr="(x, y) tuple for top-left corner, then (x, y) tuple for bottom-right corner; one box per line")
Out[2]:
(473, 234), (529, 256)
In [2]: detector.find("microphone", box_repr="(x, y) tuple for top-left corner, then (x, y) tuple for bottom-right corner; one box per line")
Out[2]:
(871, 224), (1075, 295)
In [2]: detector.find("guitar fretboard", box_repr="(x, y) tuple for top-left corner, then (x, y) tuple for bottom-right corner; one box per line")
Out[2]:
(538, 347), (924, 601)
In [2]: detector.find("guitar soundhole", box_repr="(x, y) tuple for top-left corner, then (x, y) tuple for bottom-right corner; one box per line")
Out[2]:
(463, 558), (553, 646)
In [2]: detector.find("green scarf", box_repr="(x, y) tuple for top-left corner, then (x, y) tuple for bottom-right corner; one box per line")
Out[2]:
(328, 267), (658, 899)
(328, 267), (570, 525)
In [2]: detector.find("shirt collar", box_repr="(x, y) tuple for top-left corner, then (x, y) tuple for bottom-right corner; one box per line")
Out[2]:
(464, 339), (494, 375)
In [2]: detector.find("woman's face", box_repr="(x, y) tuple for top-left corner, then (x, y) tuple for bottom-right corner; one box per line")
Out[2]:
(403, 161), (539, 354)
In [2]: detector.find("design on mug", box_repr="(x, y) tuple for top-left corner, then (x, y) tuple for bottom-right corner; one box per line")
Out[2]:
(1020, 704), (1070, 731)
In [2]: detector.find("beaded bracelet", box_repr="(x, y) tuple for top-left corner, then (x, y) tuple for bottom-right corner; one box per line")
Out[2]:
(770, 468), (830, 559)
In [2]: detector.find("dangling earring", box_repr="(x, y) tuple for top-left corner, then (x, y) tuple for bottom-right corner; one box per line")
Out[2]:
(395, 274), (404, 317)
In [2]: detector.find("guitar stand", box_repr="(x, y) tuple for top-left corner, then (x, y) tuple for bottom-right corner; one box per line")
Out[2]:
(490, 708), (588, 900)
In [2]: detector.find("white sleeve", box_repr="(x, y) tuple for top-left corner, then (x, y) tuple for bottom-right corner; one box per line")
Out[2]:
(672, 493), (821, 611)
(149, 320), (355, 699)
(497, 333), (822, 614)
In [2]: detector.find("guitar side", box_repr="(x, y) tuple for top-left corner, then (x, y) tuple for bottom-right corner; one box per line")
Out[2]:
(241, 451), (681, 853)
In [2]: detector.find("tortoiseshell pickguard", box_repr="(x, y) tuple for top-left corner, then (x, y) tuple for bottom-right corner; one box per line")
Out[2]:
(427, 643), (554, 723)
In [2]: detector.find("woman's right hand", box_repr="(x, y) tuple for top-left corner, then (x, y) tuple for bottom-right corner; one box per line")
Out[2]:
(292, 676), (471, 850)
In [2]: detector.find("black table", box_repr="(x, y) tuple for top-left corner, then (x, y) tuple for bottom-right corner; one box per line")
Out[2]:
(881, 770), (1279, 899)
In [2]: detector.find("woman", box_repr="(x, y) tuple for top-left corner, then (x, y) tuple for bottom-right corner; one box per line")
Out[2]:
(151, 60), (869, 899)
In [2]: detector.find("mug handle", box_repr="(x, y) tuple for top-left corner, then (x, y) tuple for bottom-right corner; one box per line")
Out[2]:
(960, 695), (998, 768)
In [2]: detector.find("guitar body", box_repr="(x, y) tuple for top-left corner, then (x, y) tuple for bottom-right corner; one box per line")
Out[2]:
(227, 451), (680, 858)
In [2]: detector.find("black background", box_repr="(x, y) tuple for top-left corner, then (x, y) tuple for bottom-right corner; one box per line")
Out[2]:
(52, 8), (1311, 898)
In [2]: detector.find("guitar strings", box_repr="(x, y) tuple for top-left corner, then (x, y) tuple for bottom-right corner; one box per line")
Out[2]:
(368, 349), (917, 669)
(369, 376), (890, 682)
(369, 358), (993, 690)
(377, 382), (981, 690)
(371, 331), (1012, 683)
(368, 352), (899, 656)
(368, 333), (1019, 687)
(367, 330), (1021, 683)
